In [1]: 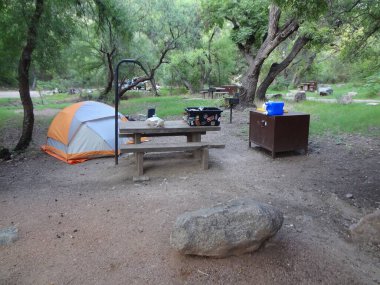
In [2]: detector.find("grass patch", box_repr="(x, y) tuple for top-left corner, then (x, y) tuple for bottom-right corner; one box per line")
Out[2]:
(119, 95), (221, 118)
(305, 82), (380, 100)
(0, 109), (20, 129)
(159, 87), (188, 96)
(291, 100), (380, 136)
(1, 93), (378, 139)
(267, 87), (289, 95)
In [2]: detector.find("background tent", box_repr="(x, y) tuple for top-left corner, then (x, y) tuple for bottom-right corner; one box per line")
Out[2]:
(42, 101), (128, 164)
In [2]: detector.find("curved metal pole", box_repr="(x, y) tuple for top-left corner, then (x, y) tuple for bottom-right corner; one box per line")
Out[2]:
(115, 59), (150, 165)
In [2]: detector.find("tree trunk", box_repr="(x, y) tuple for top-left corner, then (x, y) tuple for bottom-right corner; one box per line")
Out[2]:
(98, 48), (115, 101)
(15, 0), (44, 151)
(291, 72), (301, 87)
(240, 70), (260, 106)
(150, 78), (159, 96)
(182, 80), (194, 94)
(239, 51), (263, 106)
(256, 36), (310, 101)
(232, 4), (301, 105)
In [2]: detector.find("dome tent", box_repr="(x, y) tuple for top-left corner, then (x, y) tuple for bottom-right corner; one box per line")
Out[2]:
(42, 101), (128, 164)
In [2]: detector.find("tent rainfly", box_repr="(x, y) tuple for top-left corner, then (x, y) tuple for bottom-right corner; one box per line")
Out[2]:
(42, 101), (127, 164)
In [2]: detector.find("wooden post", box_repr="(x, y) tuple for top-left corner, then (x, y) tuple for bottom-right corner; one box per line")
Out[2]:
(136, 152), (144, 176)
(190, 133), (202, 158)
(201, 148), (209, 170)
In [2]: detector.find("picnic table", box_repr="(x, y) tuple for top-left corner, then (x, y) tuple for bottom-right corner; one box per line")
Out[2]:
(119, 120), (224, 176)
(200, 87), (229, 99)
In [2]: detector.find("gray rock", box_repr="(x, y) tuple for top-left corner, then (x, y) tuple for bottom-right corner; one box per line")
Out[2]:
(347, 91), (357, 97)
(0, 226), (18, 246)
(318, 86), (333, 96)
(338, 94), (353, 104)
(133, 176), (150, 182)
(345, 193), (354, 199)
(170, 199), (283, 257)
(267, 93), (283, 100)
(350, 210), (380, 244)
(294, 91), (306, 102)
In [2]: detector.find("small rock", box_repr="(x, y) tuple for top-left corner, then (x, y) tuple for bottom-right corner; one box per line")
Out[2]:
(170, 199), (283, 257)
(338, 94), (353, 104)
(0, 148), (11, 161)
(133, 176), (150, 182)
(294, 91), (306, 102)
(267, 93), (283, 100)
(318, 86), (333, 96)
(346, 193), (354, 199)
(350, 210), (380, 244)
(0, 226), (18, 246)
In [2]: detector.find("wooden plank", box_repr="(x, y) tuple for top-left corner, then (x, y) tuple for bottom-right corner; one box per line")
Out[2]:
(119, 132), (206, 138)
(119, 120), (221, 135)
(120, 142), (225, 153)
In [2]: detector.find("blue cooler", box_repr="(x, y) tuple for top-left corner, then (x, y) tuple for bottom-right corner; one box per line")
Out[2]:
(265, 101), (284, 116)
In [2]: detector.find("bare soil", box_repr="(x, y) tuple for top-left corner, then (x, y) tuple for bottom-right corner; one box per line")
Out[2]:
(0, 108), (379, 285)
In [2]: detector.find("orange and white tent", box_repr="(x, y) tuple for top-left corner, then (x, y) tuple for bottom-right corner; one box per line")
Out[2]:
(42, 101), (128, 164)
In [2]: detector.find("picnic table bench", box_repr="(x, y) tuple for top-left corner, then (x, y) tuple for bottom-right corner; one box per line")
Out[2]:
(119, 120), (224, 176)
(120, 142), (224, 176)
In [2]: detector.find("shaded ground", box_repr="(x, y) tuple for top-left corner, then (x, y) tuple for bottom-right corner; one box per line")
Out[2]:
(0, 108), (379, 285)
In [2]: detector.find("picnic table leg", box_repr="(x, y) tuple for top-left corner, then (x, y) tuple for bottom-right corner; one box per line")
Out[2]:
(201, 147), (209, 170)
(133, 134), (142, 161)
(134, 134), (142, 144)
(188, 133), (202, 158)
(136, 152), (144, 176)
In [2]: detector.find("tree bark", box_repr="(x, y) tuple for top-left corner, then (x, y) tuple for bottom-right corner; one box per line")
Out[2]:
(230, 4), (302, 105)
(182, 80), (194, 94)
(98, 48), (115, 101)
(256, 36), (311, 100)
(240, 63), (262, 106)
(15, 0), (44, 151)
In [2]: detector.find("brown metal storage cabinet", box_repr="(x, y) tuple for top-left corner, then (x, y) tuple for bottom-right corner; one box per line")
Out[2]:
(249, 111), (310, 158)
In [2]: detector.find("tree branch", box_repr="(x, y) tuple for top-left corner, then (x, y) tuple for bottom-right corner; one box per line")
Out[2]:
(256, 35), (311, 100)
(267, 4), (281, 39)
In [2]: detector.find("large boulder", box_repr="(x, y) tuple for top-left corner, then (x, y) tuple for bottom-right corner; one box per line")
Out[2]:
(170, 199), (283, 257)
(349, 210), (380, 244)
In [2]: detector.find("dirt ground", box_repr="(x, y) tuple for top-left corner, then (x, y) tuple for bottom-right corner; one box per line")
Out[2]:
(0, 108), (379, 285)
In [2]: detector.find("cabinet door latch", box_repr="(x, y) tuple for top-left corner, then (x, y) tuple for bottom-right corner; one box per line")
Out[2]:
(260, 120), (267, 127)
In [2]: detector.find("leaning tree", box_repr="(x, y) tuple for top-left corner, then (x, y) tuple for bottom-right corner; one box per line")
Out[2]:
(203, 0), (329, 105)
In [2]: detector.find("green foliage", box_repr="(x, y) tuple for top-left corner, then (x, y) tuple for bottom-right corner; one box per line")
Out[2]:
(164, 26), (238, 91)
(292, 100), (380, 136)
(274, 0), (328, 20)
(202, 0), (268, 48)
(159, 87), (188, 96)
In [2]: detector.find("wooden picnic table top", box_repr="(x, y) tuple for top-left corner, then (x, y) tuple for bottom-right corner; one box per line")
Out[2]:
(119, 120), (221, 135)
